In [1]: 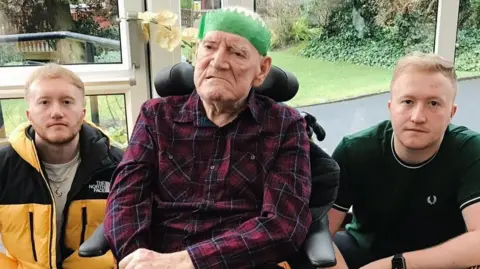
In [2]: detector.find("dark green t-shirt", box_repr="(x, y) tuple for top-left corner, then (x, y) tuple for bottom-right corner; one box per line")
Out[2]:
(332, 120), (480, 258)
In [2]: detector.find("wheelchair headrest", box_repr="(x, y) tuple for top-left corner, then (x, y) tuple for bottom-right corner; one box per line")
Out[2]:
(154, 62), (299, 102)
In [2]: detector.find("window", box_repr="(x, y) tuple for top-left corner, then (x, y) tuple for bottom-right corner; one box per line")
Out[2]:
(0, 0), (153, 143)
(85, 94), (127, 148)
(259, 0), (438, 107)
(0, 95), (127, 148)
(455, 1), (480, 79)
(0, 1), (121, 67)
(0, 98), (26, 142)
(202, 0), (222, 9)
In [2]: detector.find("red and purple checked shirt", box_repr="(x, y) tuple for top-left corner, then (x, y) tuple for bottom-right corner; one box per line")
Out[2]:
(104, 91), (312, 269)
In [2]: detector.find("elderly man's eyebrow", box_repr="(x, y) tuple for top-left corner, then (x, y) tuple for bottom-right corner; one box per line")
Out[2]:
(229, 44), (249, 55)
(202, 38), (219, 44)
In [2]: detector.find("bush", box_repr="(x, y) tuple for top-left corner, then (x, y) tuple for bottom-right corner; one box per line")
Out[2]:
(459, 0), (480, 29)
(455, 28), (480, 72)
(181, 0), (193, 9)
(263, 0), (302, 49)
(304, 0), (343, 27)
(300, 4), (436, 69)
(0, 44), (24, 66)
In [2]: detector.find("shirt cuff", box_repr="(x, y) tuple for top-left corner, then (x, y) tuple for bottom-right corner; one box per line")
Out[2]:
(186, 242), (222, 269)
(332, 203), (351, 212)
(460, 195), (480, 210)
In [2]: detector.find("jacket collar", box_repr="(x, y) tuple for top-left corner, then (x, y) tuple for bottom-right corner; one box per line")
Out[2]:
(173, 90), (261, 126)
(9, 121), (115, 173)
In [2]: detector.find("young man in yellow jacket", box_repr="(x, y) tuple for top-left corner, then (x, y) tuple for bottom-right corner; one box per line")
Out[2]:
(0, 63), (123, 269)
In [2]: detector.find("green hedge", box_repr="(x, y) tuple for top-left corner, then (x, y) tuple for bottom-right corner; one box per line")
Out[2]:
(300, 1), (480, 72)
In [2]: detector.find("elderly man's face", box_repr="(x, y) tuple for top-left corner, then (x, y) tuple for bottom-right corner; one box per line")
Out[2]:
(194, 31), (271, 105)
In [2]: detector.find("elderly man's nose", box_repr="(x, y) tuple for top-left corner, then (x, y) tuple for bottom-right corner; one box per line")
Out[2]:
(211, 49), (229, 69)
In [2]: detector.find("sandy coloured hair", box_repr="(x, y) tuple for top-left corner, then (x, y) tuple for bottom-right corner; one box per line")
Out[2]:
(24, 63), (85, 99)
(391, 51), (458, 91)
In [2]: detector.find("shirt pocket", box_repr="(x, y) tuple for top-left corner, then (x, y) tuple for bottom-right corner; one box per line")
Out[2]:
(226, 151), (265, 200)
(157, 150), (194, 201)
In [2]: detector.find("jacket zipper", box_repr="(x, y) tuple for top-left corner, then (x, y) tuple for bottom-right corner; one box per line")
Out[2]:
(31, 141), (55, 269)
(60, 165), (115, 253)
(29, 211), (38, 262)
(80, 207), (87, 244)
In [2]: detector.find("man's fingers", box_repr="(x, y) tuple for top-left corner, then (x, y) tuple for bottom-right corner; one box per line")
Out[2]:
(119, 250), (136, 269)
(119, 248), (157, 269)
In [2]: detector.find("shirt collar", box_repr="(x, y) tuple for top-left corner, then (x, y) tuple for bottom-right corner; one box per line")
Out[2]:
(173, 90), (261, 126)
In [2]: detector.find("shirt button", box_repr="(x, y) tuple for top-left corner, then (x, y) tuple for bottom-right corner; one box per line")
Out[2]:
(250, 155), (256, 160)
(210, 165), (215, 170)
(168, 155), (173, 159)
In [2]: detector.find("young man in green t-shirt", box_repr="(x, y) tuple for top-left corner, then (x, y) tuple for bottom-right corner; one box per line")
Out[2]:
(327, 52), (480, 269)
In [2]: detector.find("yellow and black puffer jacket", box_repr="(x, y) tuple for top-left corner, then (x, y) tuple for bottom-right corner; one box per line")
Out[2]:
(0, 122), (123, 269)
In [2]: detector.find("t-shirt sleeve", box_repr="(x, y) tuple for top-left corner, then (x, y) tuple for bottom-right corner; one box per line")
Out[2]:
(331, 137), (354, 212)
(458, 137), (480, 211)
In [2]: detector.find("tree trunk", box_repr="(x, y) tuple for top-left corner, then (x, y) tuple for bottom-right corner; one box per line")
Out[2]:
(0, 101), (6, 139)
(44, 0), (85, 63)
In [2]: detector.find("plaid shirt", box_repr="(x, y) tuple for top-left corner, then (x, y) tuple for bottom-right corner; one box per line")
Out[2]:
(104, 91), (312, 269)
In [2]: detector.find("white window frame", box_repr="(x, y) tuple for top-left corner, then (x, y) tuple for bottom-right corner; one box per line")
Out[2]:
(435, 0), (460, 63)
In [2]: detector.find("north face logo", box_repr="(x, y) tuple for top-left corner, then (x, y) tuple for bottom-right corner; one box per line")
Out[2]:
(89, 181), (110, 193)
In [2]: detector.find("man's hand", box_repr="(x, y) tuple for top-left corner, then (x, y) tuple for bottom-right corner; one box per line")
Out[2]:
(119, 249), (195, 269)
(360, 257), (391, 269)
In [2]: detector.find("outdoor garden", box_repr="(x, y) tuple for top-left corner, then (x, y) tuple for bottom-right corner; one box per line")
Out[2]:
(259, 0), (480, 106)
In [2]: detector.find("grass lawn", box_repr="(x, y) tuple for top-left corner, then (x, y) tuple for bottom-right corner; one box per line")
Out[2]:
(270, 45), (480, 107)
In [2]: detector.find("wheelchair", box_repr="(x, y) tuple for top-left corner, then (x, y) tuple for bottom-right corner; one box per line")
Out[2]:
(79, 62), (340, 268)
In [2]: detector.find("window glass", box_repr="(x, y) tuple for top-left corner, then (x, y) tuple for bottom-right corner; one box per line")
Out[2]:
(455, 1), (480, 79)
(0, 0), (121, 67)
(202, 0), (222, 9)
(258, 0), (438, 106)
(181, 0), (202, 64)
(85, 94), (127, 148)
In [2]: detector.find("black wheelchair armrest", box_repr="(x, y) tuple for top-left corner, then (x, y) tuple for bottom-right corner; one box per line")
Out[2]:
(78, 223), (110, 258)
(303, 211), (337, 268)
(77, 216), (337, 268)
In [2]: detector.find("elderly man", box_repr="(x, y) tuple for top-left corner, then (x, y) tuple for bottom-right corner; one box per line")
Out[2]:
(328, 52), (480, 269)
(104, 7), (313, 269)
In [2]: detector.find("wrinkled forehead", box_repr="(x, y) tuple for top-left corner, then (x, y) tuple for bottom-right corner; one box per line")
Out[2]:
(198, 9), (271, 56)
(202, 31), (258, 53)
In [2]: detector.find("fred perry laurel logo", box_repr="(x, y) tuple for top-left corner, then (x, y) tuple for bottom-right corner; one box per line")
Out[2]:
(427, 195), (437, 205)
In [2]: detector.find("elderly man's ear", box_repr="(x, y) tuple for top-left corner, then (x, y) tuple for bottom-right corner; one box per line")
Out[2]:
(252, 56), (272, 87)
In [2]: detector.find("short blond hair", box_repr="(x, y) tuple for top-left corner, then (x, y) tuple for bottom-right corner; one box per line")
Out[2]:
(25, 63), (85, 98)
(391, 52), (457, 90)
